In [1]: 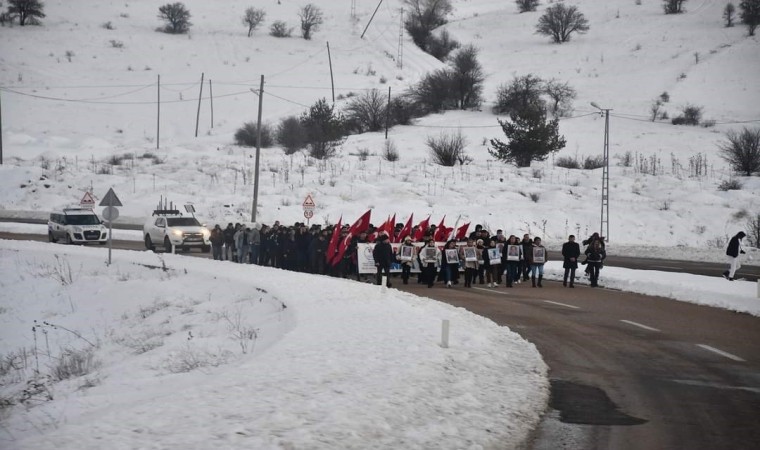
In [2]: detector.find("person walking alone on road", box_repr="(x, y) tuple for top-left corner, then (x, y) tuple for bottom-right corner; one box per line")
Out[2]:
(584, 239), (606, 287)
(562, 235), (581, 288)
(724, 231), (748, 281)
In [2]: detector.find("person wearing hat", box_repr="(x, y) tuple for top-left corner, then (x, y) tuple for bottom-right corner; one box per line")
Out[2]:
(398, 236), (416, 285)
(724, 231), (748, 281)
(372, 232), (394, 287)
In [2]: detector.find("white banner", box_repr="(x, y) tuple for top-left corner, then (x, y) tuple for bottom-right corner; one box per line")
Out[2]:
(356, 242), (473, 274)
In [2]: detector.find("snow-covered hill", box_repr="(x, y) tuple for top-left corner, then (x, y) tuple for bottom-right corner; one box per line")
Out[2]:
(1, 0), (759, 247)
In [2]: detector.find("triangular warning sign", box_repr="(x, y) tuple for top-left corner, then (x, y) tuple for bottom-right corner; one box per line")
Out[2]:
(99, 188), (123, 207)
(302, 194), (316, 208)
(80, 192), (96, 207)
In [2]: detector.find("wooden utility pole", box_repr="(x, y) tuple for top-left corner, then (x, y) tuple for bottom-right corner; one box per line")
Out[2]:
(252, 75), (264, 223)
(156, 74), (160, 150)
(385, 86), (391, 139)
(327, 42), (335, 103)
(195, 72), (204, 137)
(361, 0), (384, 39)
(208, 79), (214, 128)
(0, 89), (3, 165)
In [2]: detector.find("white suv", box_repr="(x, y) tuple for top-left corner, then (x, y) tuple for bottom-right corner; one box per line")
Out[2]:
(48, 208), (108, 245)
(143, 209), (211, 253)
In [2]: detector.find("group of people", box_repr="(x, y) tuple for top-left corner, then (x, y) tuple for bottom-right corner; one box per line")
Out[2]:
(206, 220), (607, 288)
(372, 226), (607, 289)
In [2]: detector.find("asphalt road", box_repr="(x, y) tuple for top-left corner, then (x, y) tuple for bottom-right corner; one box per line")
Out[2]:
(3, 232), (760, 449)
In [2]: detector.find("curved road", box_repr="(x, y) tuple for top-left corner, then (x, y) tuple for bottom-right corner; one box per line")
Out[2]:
(2, 232), (760, 449)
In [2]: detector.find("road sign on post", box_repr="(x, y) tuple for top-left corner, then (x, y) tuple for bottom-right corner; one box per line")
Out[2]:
(80, 192), (96, 208)
(302, 194), (316, 225)
(99, 188), (123, 266)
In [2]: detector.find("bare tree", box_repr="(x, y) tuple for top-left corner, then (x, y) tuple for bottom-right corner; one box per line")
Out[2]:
(403, 0), (453, 50)
(719, 127), (760, 176)
(515, 0), (540, 13)
(158, 2), (191, 34)
(448, 45), (485, 110)
(494, 74), (545, 115)
(740, 0), (760, 36)
(724, 2), (736, 26)
(243, 7), (266, 37)
(298, 3), (323, 40)
(7, 0), (45, 26)
(535, 3), (589, 43)
(344, 89), (387, 133)
(544, 79), (576, 117)
(427, 131), (469, 166)
(663, 0), (687, 14)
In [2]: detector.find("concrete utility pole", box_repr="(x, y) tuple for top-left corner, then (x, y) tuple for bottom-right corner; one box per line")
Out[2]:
(591, 102), (612, 242)
(252, 75), (264, 223)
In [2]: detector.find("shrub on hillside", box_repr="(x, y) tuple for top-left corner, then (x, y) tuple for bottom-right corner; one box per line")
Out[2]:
(746, 213), (760, 247)
(276, 116), (307, 155)
(544, 78), (576, 117)
(671, 104), (703, 125)
(724, 3), (736, 27)
(387, 95), (423, 126)
(516, 0), (540, 13)
(489, 108), (566, 167)
(382, 140), (400, 162)
(301, 98), (346, 160)
(717, 178), (743, 191)
(494, 74), (545, 116)
(448, 44), (485, 110)
(583, 155), (605, 170)
(158, 2), (191, 34)
(403, 0), (453, 51)
(663, 0), (687, 14)
(269, 20), (292, 37)
(555, 156), (581, 169)
(740, 0), (760, 36)
(425, 29), (460, 61)
(408, 69), (455, 113)
(234, 122), (274, 148)
(344, 89), (386, 133)
(427, 131), (469, 166)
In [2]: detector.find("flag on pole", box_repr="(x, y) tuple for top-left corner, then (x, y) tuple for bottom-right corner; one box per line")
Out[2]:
(326, 216), (342, 264)
(397, 214), (414, 242)
(414, 216), (431, 241)
(331, 210), (372, 266)
(454, 222), (471, 241)
(433, 216), (448, 241)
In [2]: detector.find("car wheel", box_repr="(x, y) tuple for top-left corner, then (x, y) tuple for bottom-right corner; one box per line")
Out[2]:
(99, 241), (107, 246)
(164, 237), (173, 253)
(65, 234), (73, 245)
(145, 234), (155, 251)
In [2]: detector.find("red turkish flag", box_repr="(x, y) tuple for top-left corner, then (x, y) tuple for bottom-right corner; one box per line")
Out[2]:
(414, 216), (431, 241)
(454, 222), (471, 241)
(433, 216), (448, 241)
(326, 216), (342, 264)
(396, 214), (414, 242)
(331, 210), (371, 266)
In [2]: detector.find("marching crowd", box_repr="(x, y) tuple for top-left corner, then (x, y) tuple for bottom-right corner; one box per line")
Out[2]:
(206, 220), (609, 288)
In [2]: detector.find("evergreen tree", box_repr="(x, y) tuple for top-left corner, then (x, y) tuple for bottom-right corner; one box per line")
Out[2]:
(301, 99), (345, 159)
(740, 0), (760, 35)
(489, 108), (566, 167)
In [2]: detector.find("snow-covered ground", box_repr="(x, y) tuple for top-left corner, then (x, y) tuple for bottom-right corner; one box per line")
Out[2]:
(1, 0), (759, 447)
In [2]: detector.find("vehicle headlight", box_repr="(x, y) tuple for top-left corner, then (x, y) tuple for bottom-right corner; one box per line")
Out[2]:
(73, 227), (83, 233)
(201, 229), (210, 238)
(171, 229), (183, 237)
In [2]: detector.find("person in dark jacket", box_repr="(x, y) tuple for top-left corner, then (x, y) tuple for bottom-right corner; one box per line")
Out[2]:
(223, 223), (236, 261)
(520, 234), (532, 281)
(723, 231), (747, 281)
(584, 239), (606, 287)
(561, 235), (581, 288)
(209, 224), (225, 261)
(372, 233), (393, 287)
(309, 231), (328, 275)
(582, 233), (605, 277)
(501, 235), (522, 288)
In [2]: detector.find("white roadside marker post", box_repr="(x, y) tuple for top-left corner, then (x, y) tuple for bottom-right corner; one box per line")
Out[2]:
(382, 275), (388, 288)
(441, 320), (450, 349)
(756, 279), (759, 298)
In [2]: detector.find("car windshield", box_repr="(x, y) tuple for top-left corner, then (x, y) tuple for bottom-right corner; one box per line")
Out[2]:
(167, 217), (201, 227)
(66, 214), (101, 225)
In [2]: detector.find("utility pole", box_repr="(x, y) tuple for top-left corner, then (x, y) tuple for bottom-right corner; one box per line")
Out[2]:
(0, 89), (3, 165)
(591, 103), (611, 242)
(385, 86), (391, 139)
(361, 0), (384, 39)
(156, 74), (160, 150)
(252, 75), (264, 223)
(397, 8), (404, 69)
(327, 42), (335, 103)
(195, 72), (204, 137)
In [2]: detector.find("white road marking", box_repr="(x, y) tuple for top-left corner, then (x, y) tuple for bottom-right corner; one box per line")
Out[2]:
(620, 320), (660, 332)
(472, 287), (511, 295)
(543, 300), (580, 310)
(671, 379), (760, 394)
(696, 344), (746, 362)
